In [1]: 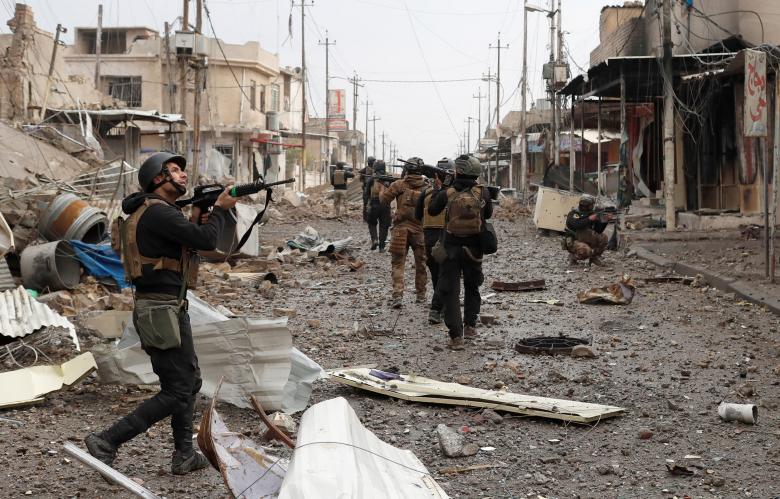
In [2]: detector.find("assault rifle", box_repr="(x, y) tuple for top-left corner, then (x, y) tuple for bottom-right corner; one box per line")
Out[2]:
(593, 206), (618, 224)
(176, 178), (295, 210)
(177, 177), (296, 252)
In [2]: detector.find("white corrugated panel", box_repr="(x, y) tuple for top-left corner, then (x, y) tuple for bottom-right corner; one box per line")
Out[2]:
(279, 397), (449, 499)
(0, 259), (15, 291)
(0, 286), (79, 350)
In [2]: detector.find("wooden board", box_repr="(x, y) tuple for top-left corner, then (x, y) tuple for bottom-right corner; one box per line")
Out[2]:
(491, 279), (546, 292)
(328, 368), (625, 424)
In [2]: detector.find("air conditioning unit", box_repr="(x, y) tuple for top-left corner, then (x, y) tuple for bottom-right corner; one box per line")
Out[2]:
(174, 31), (194, 56)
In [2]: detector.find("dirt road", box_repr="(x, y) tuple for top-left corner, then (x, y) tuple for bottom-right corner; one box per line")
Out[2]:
(2, 208), (779, 498)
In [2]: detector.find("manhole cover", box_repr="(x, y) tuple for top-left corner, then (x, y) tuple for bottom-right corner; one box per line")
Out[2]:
(515, 336), (589, 355)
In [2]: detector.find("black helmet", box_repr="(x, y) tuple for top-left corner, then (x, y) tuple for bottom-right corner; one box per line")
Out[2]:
(436, 157), (454, 170)
(405, 156), (424, 174)
(374, 159), (386, 173)
(579, 194), (595, 211)
(367, 156), (376, 166)
(138, 152), (186, 192)
(335, 161), (346, 170)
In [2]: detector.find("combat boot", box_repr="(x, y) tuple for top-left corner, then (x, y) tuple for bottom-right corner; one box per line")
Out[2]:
(172, 450), (210, 475)
(378, 244), (387, 253)
(416, 292), (426, 304)
(464, 325), (478, 338)
(391, 296), (402, 309)
(84, 433), (117, 467)
(370, 240), (378, 251)
(448, 336), (465, 350)
(428, 308), (442, 324)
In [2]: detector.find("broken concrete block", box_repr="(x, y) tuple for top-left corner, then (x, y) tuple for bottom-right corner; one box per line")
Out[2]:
(479, 314), (496, 325)
(436, 424), (478, 458)
(273, 308), (297, 318)
(307, 319), (321, 328)
(109, 292), (133, 311)
(571, 345), (597, 358)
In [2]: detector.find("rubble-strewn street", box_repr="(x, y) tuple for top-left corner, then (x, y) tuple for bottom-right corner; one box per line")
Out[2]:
(2, 202), (779, 498)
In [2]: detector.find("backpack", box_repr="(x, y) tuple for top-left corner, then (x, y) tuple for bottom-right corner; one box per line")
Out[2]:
(446, 186), (484, 236)
(396, 183), (422, 222)
(333, 170), (346, 186)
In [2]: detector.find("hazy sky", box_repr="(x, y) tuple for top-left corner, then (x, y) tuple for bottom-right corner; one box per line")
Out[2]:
(2, 0), (620, 162)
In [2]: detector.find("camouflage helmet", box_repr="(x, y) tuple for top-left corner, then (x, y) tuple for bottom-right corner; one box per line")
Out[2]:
(579, 194), (595, 211)
(405, 156), (425, 174)
(454, 154), (482, 177)
(436, 157), (455, 170)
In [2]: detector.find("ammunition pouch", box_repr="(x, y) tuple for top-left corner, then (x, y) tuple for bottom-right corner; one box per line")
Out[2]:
(133, 297), (184, 350)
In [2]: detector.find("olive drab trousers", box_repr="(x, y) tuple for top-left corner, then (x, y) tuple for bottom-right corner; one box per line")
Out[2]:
(389, 223), (427, 298)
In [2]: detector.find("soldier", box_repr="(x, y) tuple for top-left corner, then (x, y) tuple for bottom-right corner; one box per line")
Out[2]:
(366, 159), (392, 251)
(564, 194), (613, 266)
(330, 161), (354, 218)
(85, 152), (237, 474)
(359, 156), (376, 222)
(380, 157), (428, 308)
(428, 155), (493, 350)
(415, 158), (452, 324)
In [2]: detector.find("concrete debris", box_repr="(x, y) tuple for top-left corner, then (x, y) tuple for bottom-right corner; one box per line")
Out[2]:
(577, 274), (636, 305)
(81, 310), (132, 339)
(0, 285), (79, 349)
(0, 352), (96, 408)
(279, 397), (449, 499)
(570, 345), (598, 358)
(436, 424), (479, 458)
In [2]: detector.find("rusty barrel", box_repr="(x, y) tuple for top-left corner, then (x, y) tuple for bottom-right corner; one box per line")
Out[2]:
(38, 193), (108, 243)
(20, 240), (81, 291)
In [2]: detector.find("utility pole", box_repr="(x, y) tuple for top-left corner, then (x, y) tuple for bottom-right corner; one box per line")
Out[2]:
(348, 73), (364, 170)
(41, 23), (65, 120)
(318, 31), (335, 172)
(364, 97), (371, 156)
(179, 0), (190, 158)
(481, 68), (494, 135)
(520, 0), (529, 198)
(489, 34), (509, 186)
(368, 114), (381, 157)
(381, 131), (386, 162)
(465, 117), (474, 153)
(555, 0), (563, 178)
(473, 88), (484, 153)
(164, 22), (177, 151)
(294, 0), (314, 192)
(94, 4), (102, 89)
(661, 0), (676, 230)
(548, 1), (559, 172)
(770, 64), (779, 283)
(191, 0), (204, 183)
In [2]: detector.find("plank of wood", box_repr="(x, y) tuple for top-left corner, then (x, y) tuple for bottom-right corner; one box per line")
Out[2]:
(439, 463), (503, 475)
(328, 368), (624, 423)
(491, 279), (546, 292)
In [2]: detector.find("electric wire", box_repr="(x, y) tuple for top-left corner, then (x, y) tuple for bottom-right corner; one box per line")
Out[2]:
(203, 0), (253, 105)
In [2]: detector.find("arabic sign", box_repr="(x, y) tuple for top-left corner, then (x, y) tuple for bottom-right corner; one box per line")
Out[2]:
(744, 49), (767, 137)
(327, 89), (346, 119)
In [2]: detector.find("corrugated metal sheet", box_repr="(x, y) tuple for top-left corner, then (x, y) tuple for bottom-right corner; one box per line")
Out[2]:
(0, 286), (79, 350)
(279, 397), (449, 499)
(0, 259), (15, 291)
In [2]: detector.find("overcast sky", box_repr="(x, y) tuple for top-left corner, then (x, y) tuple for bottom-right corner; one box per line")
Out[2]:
(3, 0), (621, 163)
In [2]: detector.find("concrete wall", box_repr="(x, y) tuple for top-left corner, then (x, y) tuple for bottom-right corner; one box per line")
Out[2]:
(590, 3), (646, 66)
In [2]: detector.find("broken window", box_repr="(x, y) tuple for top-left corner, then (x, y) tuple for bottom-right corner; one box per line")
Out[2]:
(81, 29), (127, 54)
(102, 76), (142, 107)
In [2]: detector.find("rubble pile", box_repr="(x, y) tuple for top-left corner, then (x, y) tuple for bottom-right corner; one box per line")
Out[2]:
(493, 195), (530, 222)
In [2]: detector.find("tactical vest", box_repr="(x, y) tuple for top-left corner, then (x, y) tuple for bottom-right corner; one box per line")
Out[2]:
(112, 199), (198, 288)
(445, 186), (485, 236)
(333, 170), (346, 186)
(422, 188), (445, 229)
(395, 180), (423, 223)
(370, 179), (383, 200)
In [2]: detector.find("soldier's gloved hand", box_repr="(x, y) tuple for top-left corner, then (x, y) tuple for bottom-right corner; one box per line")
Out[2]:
(588, 213), (598, 221)
(215, 186), (238, 210)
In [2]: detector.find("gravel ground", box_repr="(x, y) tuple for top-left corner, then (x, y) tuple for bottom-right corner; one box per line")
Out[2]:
(2, 204), (779, 498)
